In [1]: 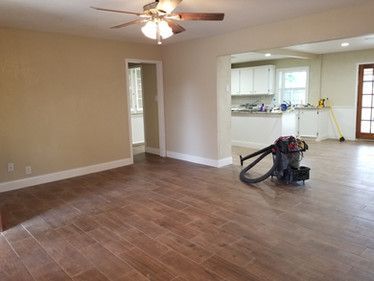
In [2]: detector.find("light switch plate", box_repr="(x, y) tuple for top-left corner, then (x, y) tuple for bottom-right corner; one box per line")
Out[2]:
(8, 163), (15, 172)
(25, 166), (32, 175)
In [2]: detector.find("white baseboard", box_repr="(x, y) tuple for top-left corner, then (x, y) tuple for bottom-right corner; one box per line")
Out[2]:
(217, 157), (233, 168)
(167, 151), (232, 168)
(145, 147), (160, 155)
(0, 158), (133, 193)
(232, 140), (268, 149)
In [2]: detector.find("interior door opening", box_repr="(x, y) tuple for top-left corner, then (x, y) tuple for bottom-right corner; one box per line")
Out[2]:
(356, 64), (374, 140)
(126, 60), (166, 162)
(128, 65), (145, 156)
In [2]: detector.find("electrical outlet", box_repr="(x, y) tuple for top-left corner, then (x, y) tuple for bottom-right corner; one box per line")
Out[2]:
(25, 166), (32, 175)
(7, 163), (15, 173)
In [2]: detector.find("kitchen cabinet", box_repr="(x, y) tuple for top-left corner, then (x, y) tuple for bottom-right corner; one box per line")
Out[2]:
(239, 68), (253, 95)
(297, 108), (330, 140)
(231, 65), (275, 96)
(231, 111), (297, 148)
(231, 69), (240, 95)
(253, 65), (275, 95)
(298, 109), (318, 137)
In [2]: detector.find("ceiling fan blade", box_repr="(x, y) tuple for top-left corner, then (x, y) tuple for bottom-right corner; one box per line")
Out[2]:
(110, 19), (145, 29)
(157, 0), (183, 13)
(166, 20), (186, 34)
(143, 2), (159, 11)
(91, 6), (142, 16)
(176, 12), (225, 21)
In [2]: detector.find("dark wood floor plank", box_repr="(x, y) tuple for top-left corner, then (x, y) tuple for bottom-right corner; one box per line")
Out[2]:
(87, 226), (134, 256)
(8, 236), (72, 280)
(156, 231), (212, 263)
(56, 224), (96, 250)
(118, 248), (175, 281)
(118, 214), (168, 239)
(203, 255), (260, 281)
(0, 235), (35, 281)
(120, 227), (169, 259)
(33, 229), (93, 277)
(73, 269), (109, 281)
(80, 243), (134, 280)
(2, 224), (31, 243)
(1, 141), (374, 281)
(159, 250), (222, 281)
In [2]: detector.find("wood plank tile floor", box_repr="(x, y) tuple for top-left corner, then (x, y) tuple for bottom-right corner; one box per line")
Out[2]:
(1, 140), (374, 280)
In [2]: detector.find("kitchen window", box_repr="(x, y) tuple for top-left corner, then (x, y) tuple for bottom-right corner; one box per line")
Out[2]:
(128, 66), (143, 113)
(277, 67), (309, 105)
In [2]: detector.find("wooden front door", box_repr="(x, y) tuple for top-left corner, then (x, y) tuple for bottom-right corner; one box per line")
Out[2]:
(356, 64), (374, 139)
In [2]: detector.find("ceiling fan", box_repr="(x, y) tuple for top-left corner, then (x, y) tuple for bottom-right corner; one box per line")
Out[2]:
(91, 0), (224, 44)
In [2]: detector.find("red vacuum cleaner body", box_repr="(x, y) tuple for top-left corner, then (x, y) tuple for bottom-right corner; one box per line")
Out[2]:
(240, 136), (310, 184)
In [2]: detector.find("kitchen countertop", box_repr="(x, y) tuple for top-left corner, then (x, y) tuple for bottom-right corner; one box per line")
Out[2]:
(231, 110), (283, 115)
(231, 106), (331, 115)
(294, 106), (330, 110)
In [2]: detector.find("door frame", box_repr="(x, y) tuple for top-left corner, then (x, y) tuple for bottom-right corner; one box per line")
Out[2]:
(356, 63), (374, 140)
(125, 59), (166, 161)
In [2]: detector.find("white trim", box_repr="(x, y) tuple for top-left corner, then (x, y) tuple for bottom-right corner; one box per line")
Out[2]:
(145, 147), (160, 155)
(0, 158), (133, 193)
(217, 157), (233, 168)
(125, 63), (134, 162)
(156, 62), (167, 157)
(167, 151), (232, 168)
(125, 59), (166, 161)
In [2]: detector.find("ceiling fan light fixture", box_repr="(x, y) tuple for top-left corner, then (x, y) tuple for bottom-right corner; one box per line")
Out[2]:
(159, 20), (173, 39)
(141, 20), (173, 41)
(92, 1), (224, 44)
(141, 20), (158, 39)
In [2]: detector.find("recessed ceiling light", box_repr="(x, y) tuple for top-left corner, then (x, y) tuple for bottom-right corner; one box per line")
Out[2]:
(265, 53), (272, 57)
(341, 42), (350, 47)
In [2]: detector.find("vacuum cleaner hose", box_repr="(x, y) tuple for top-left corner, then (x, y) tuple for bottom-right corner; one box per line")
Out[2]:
(239, 145), (280, 184)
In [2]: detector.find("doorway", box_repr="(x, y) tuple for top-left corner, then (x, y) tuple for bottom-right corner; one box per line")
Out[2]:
(356, 64), (374, 139)
(126, 60), (166, 161)
(128, 65), (145, 156)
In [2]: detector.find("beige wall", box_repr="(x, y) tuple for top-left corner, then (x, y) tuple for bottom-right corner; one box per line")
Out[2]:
(2, 1), (374, 183)
(0, 27), (161, 182)
(217, 56), (232, 160)
(141, 64), (160, 150)
(321, 49), (374, 106)
(161, 1), (374, 161)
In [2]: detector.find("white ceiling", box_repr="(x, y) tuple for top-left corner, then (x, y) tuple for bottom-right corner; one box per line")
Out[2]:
(286, 34), (374, 54)
(231, 52), (290, 64)
(0, 0), (370, 45)
(232, 34), (374, 64)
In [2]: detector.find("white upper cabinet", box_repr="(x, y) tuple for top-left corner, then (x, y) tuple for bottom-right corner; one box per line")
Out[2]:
(231, 69), (240, 95)
(253, 65), (275, 95)
(239, 68), (254, 95)
(231, 65), (275, 96)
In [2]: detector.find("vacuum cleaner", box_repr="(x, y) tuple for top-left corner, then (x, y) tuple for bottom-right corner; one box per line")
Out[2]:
(239, 136), (310, 184)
